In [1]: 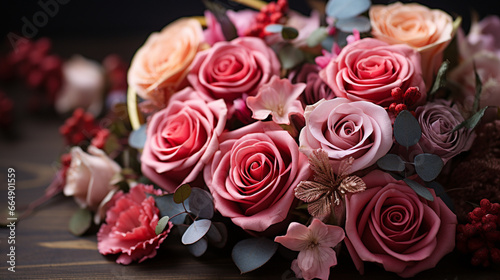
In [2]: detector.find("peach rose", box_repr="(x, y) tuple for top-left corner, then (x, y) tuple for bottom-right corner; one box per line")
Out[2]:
(370, 2), (455, 86)
(127, 18), (205, 106)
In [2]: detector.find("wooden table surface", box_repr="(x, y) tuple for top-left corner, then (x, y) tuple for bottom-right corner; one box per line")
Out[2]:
(1, 37), (500, 280)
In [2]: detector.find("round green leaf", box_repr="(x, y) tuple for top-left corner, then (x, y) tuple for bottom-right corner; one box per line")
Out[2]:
(326, 0), (371, 19)
(154, 194), (187, 225)
(181, 219), (212, 245)
(232, 237), (278, 274)
(69, 208), (92, 236)
(265, 24), (283, 33)
(278, 44), (304, 70)
(209, 222), (228, 248)
(394, 110), (421, 147)
(307, 27), (328, 47)
(414, 153), (443, 182)
(335, 16), (371, 33)
(403, 178), (434, 201)
(173, 184), (192, 204)
(282, 26), (299, 40)
(128, 124), (147, 149)
(187, 238), (208, 257)
(186, 188), (214, 219)
(155, 216), (170, 235)
(377, 154), (406, 172)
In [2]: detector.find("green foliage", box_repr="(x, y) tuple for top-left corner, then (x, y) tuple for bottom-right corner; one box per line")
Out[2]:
(232, 237), (278, 274)
(155, 216), (170, 235)
(394, 110), (421, 148)
(69, 208), (92, 236)
(173, 184), (192, 204)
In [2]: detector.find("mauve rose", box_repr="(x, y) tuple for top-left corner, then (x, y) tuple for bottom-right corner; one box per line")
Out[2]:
(141, 87), (227, 193)
(457, 15), (500, 59)
(299, 98), (393, 173)
(369, 2), (454, 86)
(64, 145), (121, 215)
(187, 37), (280, 103)
(128, 18), (204, 106)
(344, 170), (457, 277)
(289, 63), (335, 106)
(406, 101), (476, 165)
(204, 121), (310, 232)
(97, 184), (172, 265)
(449, 51), (500, 109)
(319, 38), (426, 107)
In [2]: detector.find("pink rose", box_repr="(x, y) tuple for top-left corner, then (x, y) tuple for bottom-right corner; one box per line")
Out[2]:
(64, 146), (121, 217)
(203, 10), (258, 45)
(187, 37), (280, 103)
(457, 15), (500, 59)
(141, 87), (227, 193)
(369, 2), (455, 86)
(97, 184), (172, 265)
(319, 38), (426, 107)
(344, 170), (457, 277)
(299, 98), (393, 173)
(405, 101), (476, 165)
(204, 121), (310, 232)
(449, 51), (500, 109)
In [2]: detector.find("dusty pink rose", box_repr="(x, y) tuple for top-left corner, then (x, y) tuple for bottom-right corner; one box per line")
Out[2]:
(97, 184), (172, 265)
(203, 10), (258, 45)
(319, 38), (426, 107)
(64, 146), (121, 216)
(457, 15), (500, 59)
(405, 101), (476, 165)
(204, 121), (310, 232)
(289, 63), (335, 106)
(344, 170), (457, 277)
(449, 51), (500, 109)
(187, 37), (280, 103)
(299, 98), (393, 173)
(141, 87), (227, 193)
(128, 18), (205, 106)
(369, 2), (455, 86)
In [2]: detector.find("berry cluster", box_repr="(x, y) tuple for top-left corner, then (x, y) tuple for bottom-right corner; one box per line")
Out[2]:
(245, 0), (288, 38)
(0, 38), (63, 110)
(59, 108), (101, 146)
(388, 86), (421, 116)
(456, 199), (500, 267)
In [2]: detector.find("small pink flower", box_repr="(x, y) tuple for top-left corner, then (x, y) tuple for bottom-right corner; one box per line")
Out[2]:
(275, 219), (345, 280)
(97, 184), (171, 265)
(246, 76), (305, 125)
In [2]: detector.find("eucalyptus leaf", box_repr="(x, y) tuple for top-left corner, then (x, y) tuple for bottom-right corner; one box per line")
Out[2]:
(282, 26), (299, 40)
(209, 222), (228, 248)
(206, 223), (222, 243)
(307, 27), (328, 47)
(335, 16), (371, 33)
(265, 24), (283, 33)
(414, 153), (443, 182)
(429, 60), (450, 97)
(69, 208), (92, 236)
(321, 35), (335, 51)
(186, 188), (214, 219)
(326, 0), (371, 19)
(128, 124), (147, 149)
(174, 184), (192, 204)
(403, 178), (434, 201)
(154, 194), (187, 225)
(232, 237), (278, 274)
(187, 238), (208, 257)
(427, 181), (455, 212)
(181, 219), (212, 245)
(155, 216), (170, 235)
(394, 110), (421, 147)
(377, 154), (406, 172)
(278, 44), (304, 70)
(451, 106), (488, 133)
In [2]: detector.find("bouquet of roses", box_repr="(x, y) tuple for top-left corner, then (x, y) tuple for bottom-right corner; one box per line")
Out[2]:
(45, 0), (500, 279)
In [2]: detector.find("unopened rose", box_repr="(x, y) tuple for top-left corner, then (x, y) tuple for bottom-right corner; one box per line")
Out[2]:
(369, 2), (454, 86)
(319, 38), (426, 107)
(289, 63), (335, 106)
(204, 121), (310, 233)
(299, 98), (393, 173)
(141, 87), (227, 193)
(97, 184), (171, 265)
(64, 146), (121, 217)
(345, 170), (457, 277)
(128, 18), (204, 106)
(187, 37), (280, 103)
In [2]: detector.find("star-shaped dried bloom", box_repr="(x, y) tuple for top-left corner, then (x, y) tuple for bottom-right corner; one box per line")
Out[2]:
(295, 149), (366, 221)
(246, 76), (305, 125)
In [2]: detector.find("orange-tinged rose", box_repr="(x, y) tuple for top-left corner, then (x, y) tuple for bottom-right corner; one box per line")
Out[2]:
(127, 18), (204, 107)
(369, 2), (455, 86)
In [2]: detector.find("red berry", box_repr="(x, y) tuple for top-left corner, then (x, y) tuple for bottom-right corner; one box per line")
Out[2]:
(491, 203), (500, 215)
(473, 207), (485, 219)
(482, 214), (498, 224)
(485, 231), (500, 242)
(395, 103), (407, 114)
(403, 86), (421, 106)
(471, 255), (483, 266)
(463, 223), (477, 237)
(468, 238), (485, 252)
(490, 248), (500, 264)
(480, 199), (492, 212)
(391, 87), (403, 100)
(468, 212), (478, 223)
(483, 222), (497, 232)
